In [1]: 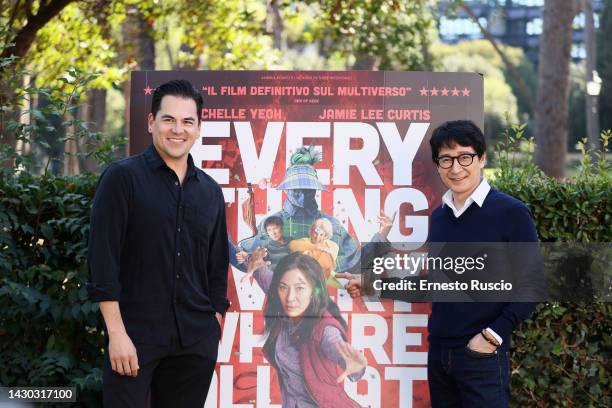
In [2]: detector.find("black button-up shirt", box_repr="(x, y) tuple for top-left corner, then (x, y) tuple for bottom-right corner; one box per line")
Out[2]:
(87, 144), (229, 346)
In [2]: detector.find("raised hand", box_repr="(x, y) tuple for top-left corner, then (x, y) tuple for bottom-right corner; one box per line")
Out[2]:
(241, 247), (269, 284)
(335, 341), (367, 383)
(377, 210), (397, 239)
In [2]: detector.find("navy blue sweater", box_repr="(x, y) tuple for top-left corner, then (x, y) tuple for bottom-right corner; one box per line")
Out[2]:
(427, 188), (539, 350)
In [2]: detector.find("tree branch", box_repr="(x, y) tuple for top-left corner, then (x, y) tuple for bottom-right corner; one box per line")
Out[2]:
(462, 3), (535, 114)
(1, 0), (75, 60)
(7, 0), (24, 29)
(25, 0), (33, 20)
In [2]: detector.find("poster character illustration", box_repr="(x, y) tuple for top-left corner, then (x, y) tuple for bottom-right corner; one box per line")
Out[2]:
(130, 70), (484, 408)
(234, 146), (397, 407)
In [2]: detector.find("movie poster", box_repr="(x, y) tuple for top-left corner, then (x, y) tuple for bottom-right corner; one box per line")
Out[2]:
(130, 71), (484, 408)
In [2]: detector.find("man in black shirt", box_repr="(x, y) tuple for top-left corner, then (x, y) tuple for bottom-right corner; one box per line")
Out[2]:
(87, 80), (229, 407)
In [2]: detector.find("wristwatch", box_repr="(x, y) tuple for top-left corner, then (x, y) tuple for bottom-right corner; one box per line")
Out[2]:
(481, 329), (500, 347)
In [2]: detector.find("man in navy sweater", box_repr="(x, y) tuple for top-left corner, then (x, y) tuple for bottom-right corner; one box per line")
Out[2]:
(424, 120), (539, 407)
(346, 120), (540, 407)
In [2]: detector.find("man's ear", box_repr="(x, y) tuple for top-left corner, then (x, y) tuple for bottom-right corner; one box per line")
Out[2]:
(479, 152), (487, 169)
(147, 113), (154, 133)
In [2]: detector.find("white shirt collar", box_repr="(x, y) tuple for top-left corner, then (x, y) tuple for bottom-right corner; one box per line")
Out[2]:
(442, 178), (490, 218)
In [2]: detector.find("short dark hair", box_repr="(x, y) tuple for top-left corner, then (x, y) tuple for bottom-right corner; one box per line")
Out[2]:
(429, 120), (486, 162)
(264, 216), (283, 230)
(151, 80), (203, 122)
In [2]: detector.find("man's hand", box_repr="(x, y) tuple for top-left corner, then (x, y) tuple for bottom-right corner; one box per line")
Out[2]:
(215, 312), (223, 327)
(215, 312), (223, 335)
(108, 330), (139, 377)
(467, 332), (498, 353)
(335, 272), (362, 298)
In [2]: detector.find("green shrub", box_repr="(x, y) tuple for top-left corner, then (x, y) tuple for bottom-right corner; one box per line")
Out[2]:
(492, 124), (611, 407)
(0, 37), (118, 406)
(0, 170), (103, 406)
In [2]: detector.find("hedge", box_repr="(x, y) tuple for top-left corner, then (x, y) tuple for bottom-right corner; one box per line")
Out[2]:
(0, 170), (103, 406)
(488, 127), (611, 407)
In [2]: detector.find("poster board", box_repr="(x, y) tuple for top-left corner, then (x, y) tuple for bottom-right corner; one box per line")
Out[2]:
(130, 70), (484, 408)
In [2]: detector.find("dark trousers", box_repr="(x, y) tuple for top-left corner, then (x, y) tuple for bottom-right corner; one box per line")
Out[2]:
(428, 345), (510, 408)
(103, 315), (220, 408)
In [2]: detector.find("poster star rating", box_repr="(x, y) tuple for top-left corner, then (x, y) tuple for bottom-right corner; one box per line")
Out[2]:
(418, 86), (471, 97)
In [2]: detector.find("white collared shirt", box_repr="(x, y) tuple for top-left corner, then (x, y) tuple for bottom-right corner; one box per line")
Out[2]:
(442, 178), (490, 218)
(440, 178), (502, 345)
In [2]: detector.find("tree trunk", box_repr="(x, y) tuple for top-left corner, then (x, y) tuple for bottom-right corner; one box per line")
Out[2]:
(1, 0), (75, 60)
(462, 4), (535, 115)
(15, 73), (33, 159)
(583, 0), (600, 162)
(352, 54), (377, 70)
(597, 0), (612, 134)
(534, 0), (578, 179)
(121, 4), (156, 154)
(79, 88), (107, 173)
(63, 133), (80, 175)
(0, 78), (19, 169)
(269, 0), (285, 51)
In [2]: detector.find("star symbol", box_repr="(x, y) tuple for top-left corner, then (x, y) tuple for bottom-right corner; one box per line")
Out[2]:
(462, 87), (471, 96)
(430, 87), (439, 96)
(419, 87), (429, 96)
(441, 88), (449, 96)
(451, 87), (460, 96)
(144, 85), (154, 95)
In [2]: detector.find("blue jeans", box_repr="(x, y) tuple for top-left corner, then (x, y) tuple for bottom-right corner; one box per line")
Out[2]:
(428, 345), (510, 408)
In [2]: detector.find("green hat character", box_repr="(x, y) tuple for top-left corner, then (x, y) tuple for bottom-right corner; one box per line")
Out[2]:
(277, 146), (328, 191)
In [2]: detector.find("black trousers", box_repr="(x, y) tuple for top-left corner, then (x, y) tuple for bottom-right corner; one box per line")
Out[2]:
(103, 314), (220, 408)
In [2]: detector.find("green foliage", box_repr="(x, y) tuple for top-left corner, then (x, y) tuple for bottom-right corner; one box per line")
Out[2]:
(0, 48), (119, 405)
(431, 40), (522, 141)
(510, 303), (611, 407)
(1, 66), (124, 175)
(290, 0), (434, 70)
(491, 124), (611, 407)
(156, 0), (279, 69)
(27, 2), (124, 90)
(0, 169), (103, 406)
(493, 121), (610, 243)
(0, 24), (125, 176)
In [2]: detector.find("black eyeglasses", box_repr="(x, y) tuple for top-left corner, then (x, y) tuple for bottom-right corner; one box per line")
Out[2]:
(434, 153), (479, 169)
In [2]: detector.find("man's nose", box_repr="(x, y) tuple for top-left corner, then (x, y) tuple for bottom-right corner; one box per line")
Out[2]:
(450, 158), (463, 172)
(172, 122), (184, 133)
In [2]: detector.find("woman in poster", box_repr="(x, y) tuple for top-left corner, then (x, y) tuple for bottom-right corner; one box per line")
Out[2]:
(246, 251), (366, 408)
